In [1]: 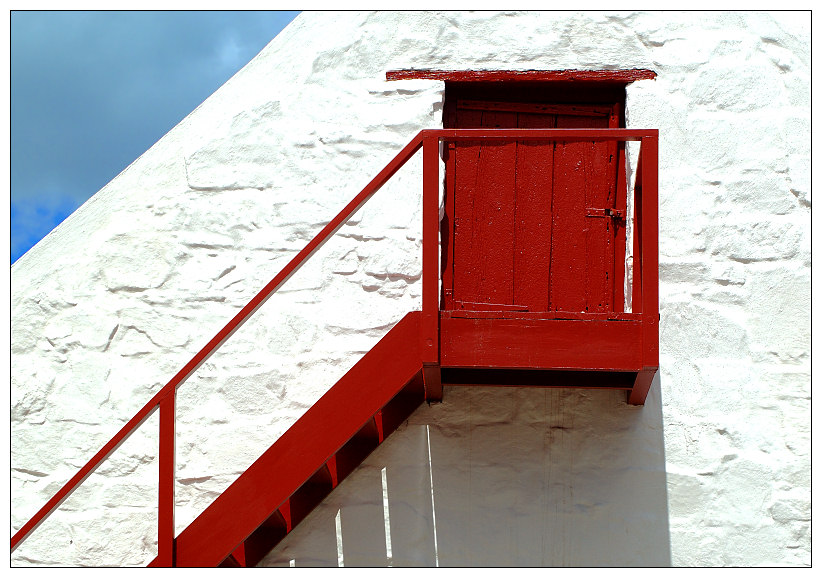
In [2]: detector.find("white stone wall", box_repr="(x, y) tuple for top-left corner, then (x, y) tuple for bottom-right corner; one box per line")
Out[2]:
(261, 386), (672, 567)
(11, 11), (809, 566)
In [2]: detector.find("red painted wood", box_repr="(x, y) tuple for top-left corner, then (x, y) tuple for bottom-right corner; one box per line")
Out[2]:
(280, 500), (292, 533)
(442, 150), (456, 310)
(639, 134), (660, 370)
(327, 455), (339, 488)
(454, 108), (518, 307)
(170, 312), (424, 567)
(587, 112), (618, 312)
(228, 543), (246, 567)
(626, 134), (659, 404)
(550, 112), (619, 313)
(387, 69), (657, 82)
(238, 517), (288, 567)
(428, 128), (648, 141)
(157, 392), (176, 567)
(447, 99), (622, 315)
(422, 363), (443, 402)
(550, 115), (590, 312)
(440, 310), (641, 321)
(632, 149), (644, 313)
(451, 107), (484, 305)
(422, 136), (440, 364)
(628, 368), (657, 405)
(440, 316), (643, 371)
(513, 111), (555, 311)
(335, 419), (380, 481)
(374, 410), (385, 443)
(458, 99), (614, 117)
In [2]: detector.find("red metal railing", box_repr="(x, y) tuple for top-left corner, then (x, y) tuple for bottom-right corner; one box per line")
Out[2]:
(10, 132), (429, 564)
(11, 128), (657, 565)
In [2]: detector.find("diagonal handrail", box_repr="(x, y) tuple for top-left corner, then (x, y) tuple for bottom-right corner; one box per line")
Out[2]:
(12, 128), (657, 563)
(10, 132), (425, 554)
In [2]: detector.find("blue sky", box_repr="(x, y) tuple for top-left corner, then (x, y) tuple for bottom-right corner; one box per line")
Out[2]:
(10, 10), (300, 264)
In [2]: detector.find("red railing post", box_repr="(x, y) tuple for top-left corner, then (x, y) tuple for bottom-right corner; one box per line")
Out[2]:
(421, 133), (442, 401)
(632, 145), (645, 313)
(628, 132), (659, 405)
(640, 133), (659, 364)
(157, 389), (176, 566)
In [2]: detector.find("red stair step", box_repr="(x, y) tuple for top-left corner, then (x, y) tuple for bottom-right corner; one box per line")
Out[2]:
(154, 311), (425, 567)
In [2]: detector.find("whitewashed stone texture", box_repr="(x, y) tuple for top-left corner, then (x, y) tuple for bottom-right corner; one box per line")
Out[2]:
(11, 11), (809, 566)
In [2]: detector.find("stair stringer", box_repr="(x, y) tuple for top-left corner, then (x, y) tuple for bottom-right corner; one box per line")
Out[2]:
(156, 311), (425, 567)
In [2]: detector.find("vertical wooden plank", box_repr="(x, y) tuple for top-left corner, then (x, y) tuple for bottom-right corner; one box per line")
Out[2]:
(588, 120), (619, 313)
(550, 115), (593, 312)
(452, 108), (517, 308)
(474, 110), (517, 306)
(452, 108), (483, 307)
(610, 103), (627, 313)
(422, 136), (440, 365)
(442, 140), (456, 310)
(513, 112), (555, 312)
(441, 90), (457, 311)
(158, 391), (176, 567)
(550, 113), (616, 313)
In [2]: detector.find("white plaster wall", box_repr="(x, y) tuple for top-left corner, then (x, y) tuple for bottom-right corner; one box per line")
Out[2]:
(11, 11), (809, 566)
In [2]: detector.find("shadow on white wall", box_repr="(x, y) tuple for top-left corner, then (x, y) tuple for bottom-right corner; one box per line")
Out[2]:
(260, 379), (671, 567)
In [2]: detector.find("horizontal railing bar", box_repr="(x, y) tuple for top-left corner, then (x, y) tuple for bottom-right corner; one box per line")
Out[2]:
(422, 128), (656, 141)
(11, 132), (426, 553)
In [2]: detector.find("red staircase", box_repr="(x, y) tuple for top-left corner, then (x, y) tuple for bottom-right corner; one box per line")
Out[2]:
(12, 128), (658, 567)
(164, 312), (429, 567)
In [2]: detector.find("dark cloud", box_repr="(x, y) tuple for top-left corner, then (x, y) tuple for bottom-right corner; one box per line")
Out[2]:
(11, 10), (300, 263)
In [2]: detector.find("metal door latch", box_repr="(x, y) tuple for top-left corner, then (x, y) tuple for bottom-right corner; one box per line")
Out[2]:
(585, 207), (625, 220)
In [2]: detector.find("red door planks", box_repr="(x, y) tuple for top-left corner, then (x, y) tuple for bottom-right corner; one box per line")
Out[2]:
(550, 110), (620, 313)
(450, 106), (518, 308)
(513, 110), (555, 312)
(445, 99), (623, 314)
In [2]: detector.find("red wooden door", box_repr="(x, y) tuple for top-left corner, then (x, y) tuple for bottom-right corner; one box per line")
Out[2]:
(443, 99), (625, 314)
